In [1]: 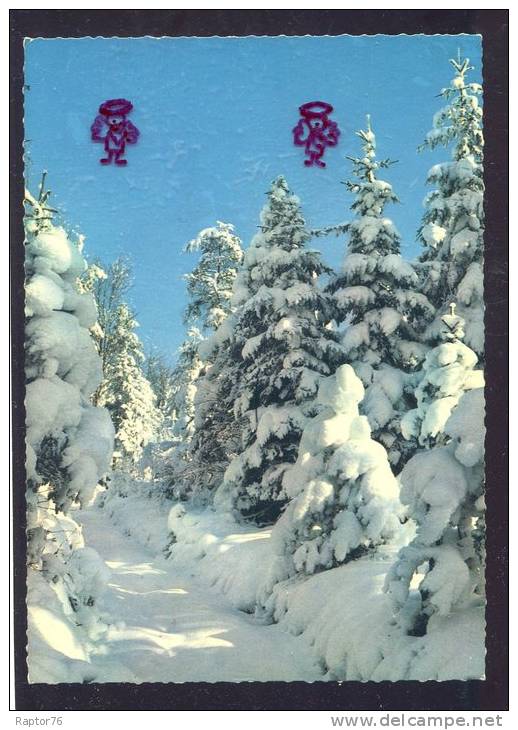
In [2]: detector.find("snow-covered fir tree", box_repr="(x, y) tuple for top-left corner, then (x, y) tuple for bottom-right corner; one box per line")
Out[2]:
(95, 303), (159, 470)
(418, 56), (484, 358)
(184, 221), (243, 331)
(24, 181), (114, 598)
(385, 386), (485, 637)
(328, 117), (433, 468)
(265, 364), (404, 584)
(386, 307), (485, 637)
(401, 303), (484, 449)
(214, 176), (346, 524)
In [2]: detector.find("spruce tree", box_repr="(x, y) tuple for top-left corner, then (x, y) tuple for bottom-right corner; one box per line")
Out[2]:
(328, 117), (433, 468)
(418, 56), (484, 358)
(215, 176), (346, 524)
(386, 308), (485, 637)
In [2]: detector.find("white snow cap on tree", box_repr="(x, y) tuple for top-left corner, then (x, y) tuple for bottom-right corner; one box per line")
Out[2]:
(401, 304), (484, 448)
(418, 56), (484, 357)
(265, 364), (404, 583)
(328, 116), (433, 468)
(214, 176), (346, 524)
(24, 185), (114, 568)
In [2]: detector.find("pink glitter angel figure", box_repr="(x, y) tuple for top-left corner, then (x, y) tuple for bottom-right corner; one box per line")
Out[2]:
(91, 98), (139, 166)
(293, 101), (340, 168)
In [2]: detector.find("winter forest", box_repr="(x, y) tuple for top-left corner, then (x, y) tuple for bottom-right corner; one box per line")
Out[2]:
(24, 50), (486, 683)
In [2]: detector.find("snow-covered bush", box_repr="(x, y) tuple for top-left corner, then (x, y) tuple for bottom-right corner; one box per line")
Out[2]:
(328, 117), (433, 468)
(215, 176), (346, 524)
(418, 57), (484, 357)
(401, 306), (484, 448)
(386, 385), (485, 637)
(264, 364), (404, 586)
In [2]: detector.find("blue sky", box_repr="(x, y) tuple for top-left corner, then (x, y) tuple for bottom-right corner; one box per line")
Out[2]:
(24, 34), (482, 363)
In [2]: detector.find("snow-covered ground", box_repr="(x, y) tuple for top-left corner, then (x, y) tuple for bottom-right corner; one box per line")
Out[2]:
(80, 480), (484, 683)
(28, 505), (320, 683)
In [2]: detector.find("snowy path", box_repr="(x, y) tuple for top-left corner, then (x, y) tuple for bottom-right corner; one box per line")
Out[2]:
(76, 509), (320, 683)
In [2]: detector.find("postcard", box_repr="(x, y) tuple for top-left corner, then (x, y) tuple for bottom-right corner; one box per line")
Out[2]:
(11, 10), (508, 714)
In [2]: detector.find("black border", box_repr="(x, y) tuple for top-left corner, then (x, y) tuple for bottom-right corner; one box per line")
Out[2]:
(10, 9), (509, 712)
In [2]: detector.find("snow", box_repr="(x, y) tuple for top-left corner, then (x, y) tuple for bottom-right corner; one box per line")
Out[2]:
(450, 228), (479, 257)
(342, 321), (370, 353)
(25, 273), (65, 315)
(385, 383), (485, 640)
(263, 365), (405, 578)
(26, 226), (85, 278)
(400, 335), (484, 446)
(399, 448), (468, 545)
(421, 222), (447, 247)
(63, 486), (485, 683)
(378, 306), (402, 335)
(26, 311), (102, 395)
(29, 504), (320, 683)
(446, 387), (485, 468)
(379, 253), (418, 283)
(25, 377), (81, 450)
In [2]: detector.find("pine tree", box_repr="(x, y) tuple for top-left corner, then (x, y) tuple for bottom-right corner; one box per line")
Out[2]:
(24, 179), (114, 577)
(328, 117), (433, 468)
(267, 364), (403, 583)
(215, 176), (346, 524)
(95, 303), (159, 470)
(184, 221), (243, 331)
(386, 307), (485, 637)
(418, 56), (484, 358)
